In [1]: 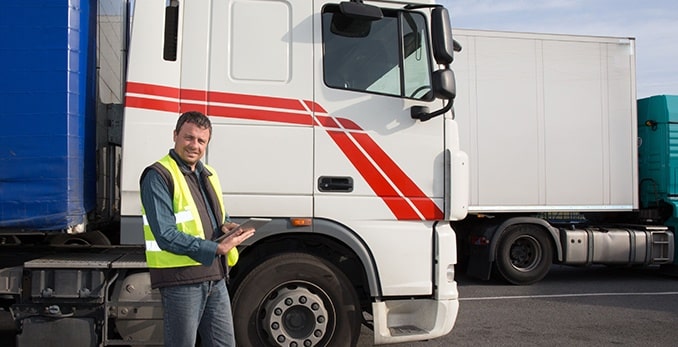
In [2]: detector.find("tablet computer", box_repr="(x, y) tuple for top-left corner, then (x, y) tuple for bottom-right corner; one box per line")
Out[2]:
(216, 218), (271, 242)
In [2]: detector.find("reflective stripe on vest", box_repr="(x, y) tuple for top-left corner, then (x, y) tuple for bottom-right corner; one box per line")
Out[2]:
(142, 155), (238, 268)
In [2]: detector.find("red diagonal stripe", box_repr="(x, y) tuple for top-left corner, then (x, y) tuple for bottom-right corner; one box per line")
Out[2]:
(336, 117), (362, 131)
(315, 115), (340, 128)
(350, 131), (443, 219)
(304, 100), (326, 113)
(327, 130), (420, 220)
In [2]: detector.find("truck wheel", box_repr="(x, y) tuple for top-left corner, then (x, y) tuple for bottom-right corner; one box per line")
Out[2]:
(232, 253), (361, 347)
(46, 230), (111, 246)
(495, 225), (552, 285)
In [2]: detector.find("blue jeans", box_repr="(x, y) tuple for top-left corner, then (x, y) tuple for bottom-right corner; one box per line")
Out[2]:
(160, 279), (236, 347)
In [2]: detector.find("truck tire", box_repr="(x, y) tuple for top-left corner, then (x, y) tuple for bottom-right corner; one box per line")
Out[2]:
(232, 252), (361, 347)
(46, 230), (111, 246)
(495, 224), (552, 285)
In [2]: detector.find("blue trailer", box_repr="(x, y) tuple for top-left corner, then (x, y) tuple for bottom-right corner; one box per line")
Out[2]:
(0, 1), (148, 345)
(1, 0), (98, 231)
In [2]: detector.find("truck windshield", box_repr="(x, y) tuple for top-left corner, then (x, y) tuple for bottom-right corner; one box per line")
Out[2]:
(322, 6), (433, 100)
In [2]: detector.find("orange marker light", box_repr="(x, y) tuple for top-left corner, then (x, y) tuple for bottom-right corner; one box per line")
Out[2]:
(290, 218), (312, 227)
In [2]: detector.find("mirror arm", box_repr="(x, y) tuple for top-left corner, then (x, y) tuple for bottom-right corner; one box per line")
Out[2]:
(411, 99), (453, 122)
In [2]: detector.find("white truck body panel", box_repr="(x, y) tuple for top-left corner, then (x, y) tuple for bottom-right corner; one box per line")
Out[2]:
(453, 29), (638, 212)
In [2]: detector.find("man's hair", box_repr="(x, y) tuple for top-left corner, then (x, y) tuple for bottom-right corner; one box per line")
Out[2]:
(174, 111), (212, 137)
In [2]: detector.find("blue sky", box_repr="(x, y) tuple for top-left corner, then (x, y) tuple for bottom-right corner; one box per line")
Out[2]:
(439, 0), (678, 98)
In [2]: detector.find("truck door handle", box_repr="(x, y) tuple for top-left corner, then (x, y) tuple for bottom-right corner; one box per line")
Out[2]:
(318, 176), (353, 192)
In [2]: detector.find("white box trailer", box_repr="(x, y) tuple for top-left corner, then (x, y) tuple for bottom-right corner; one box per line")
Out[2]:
(449, 29), (674, 284)
(455, 29), (637, 211)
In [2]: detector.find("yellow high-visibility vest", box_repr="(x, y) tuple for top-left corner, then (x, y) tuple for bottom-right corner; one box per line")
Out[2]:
(142, 154), (238, 268)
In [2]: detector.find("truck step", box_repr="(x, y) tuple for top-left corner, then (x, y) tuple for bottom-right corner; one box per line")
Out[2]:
(390, 325), (428, 336)
(650, 232), (674, 263)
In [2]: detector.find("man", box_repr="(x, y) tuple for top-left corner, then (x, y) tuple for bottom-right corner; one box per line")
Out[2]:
(140, 111), (254, 347)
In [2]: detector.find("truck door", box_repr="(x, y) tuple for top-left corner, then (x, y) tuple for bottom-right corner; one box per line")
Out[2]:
(205, 1), (315, 218)
(313, 2), (445, 295)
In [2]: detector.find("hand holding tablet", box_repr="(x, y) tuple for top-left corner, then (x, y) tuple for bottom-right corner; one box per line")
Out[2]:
(216, 218), (271, 242)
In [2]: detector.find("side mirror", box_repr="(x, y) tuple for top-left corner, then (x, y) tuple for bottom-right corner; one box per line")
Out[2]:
(411, 69), (456, 122)
(431, 7), (461, 65)
(339, 0), (383, 20)
(331, 1), (383, 38)
(432, 69), (456, 100)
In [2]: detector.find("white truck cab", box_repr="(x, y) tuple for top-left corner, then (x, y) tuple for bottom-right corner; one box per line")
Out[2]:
(120, 1), (467, 345)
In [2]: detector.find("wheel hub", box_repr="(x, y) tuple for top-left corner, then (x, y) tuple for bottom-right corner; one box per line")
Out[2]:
(263, 285), (329, 346)
(510, 236), (541, 271)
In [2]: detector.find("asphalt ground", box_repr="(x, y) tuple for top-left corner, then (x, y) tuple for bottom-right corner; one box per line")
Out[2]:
(358, 264), (678, 346)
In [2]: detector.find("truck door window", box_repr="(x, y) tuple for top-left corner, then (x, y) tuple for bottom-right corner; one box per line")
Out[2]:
(322, 6), (433, 100)
(163, 0), (179, 61)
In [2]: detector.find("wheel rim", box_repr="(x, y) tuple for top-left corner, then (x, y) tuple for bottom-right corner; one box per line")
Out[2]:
(261, 282), (333, 346)
(509, 235), (542, 272)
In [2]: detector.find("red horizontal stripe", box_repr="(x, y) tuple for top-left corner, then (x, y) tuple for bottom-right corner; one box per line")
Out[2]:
(128, 82), (306, 112)
(208, 89), (306, 111)
(125, 93), (312, 125)
(179, 102), (207, 115)
(127, 82), (179, 99)
(208, 105), (313, 126)
(125, 96), (179, 113)
(181, 88), (207, 102)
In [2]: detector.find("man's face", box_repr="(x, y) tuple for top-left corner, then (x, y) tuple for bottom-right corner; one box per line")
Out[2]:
(173, 121), (211, 170)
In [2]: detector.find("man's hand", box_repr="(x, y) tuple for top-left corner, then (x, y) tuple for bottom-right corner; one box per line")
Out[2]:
(216, 223), (255, 255)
